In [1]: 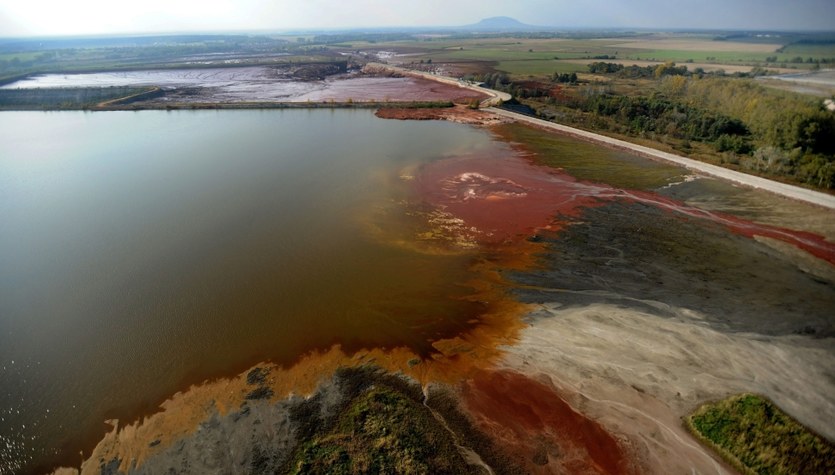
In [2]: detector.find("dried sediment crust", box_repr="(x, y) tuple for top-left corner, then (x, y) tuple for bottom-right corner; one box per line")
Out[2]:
(375, 105), (512, 126)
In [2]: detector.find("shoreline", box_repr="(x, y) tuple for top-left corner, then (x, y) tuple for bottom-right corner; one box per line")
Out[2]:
(4, 64), (832, 210)
(0, 100), (457, 112)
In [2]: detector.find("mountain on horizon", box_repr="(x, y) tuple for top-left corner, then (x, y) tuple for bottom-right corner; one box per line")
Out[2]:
(461, 16), (541, 32)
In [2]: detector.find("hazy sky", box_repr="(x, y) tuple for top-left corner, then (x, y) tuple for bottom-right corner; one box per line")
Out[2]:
(0, 0), (831, 37)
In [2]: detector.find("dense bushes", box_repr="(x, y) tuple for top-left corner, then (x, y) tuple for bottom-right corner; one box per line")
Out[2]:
(683, 77), (834, 154)
(587, 61), (689, 78)
(576, 93), (753, 153)
(686, 394), (835, 475)
(527, 67), (835, 189)
(681, 77), (835, 187)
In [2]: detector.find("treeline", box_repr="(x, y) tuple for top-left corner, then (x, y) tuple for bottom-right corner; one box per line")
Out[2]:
(463, 72), (511, 89)
(680, 77), (835, 187)
(681, 77), (834, 155)
(522, 68), (835, 188)
(586, 61), (790, 80)
(588, 61), (689, 78)
(553, 72), (578, 84)
(577, 94), (752, 153)
(463, 72), (569, 99)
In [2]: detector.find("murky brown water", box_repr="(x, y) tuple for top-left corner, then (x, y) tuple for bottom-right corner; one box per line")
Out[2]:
(0, 110), (509, 473)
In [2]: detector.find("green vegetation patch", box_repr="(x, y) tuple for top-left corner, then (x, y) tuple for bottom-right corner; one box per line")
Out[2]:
(290, 385), (474, 474)
(496, 122), (686, 190)
(776, 43), (835, 60)
(685, 394), (835, 475)
(623, 49), (778, 63)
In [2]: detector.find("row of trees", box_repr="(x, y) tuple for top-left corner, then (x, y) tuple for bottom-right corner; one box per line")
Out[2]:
(679, 77), (834, 155)
(587, 61), (689, 78)
(520, 67), (835, 188)
(576, 93), (753, 153)
(552, 72), (578, 84)
(679, 77), (835, 187)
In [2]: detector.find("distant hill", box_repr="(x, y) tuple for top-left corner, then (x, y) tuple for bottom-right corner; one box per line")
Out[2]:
(461, 17), (541, 32)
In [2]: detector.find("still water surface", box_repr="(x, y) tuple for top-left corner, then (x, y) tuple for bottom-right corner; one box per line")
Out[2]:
(0, 110), (505, 471)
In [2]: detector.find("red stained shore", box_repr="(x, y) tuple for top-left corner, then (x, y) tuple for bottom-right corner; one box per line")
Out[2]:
(391, 108), (834, 474)
(302, 76), (488, 103)
(375, 105), (506, 125)
(414, 151), (615, 244)
(461, 370), (636, 474)
(620, 189), (835, 266)
(408, 111), (835, 264)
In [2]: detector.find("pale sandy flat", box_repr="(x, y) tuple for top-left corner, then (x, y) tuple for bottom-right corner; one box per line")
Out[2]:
(501, 303), (835, 474)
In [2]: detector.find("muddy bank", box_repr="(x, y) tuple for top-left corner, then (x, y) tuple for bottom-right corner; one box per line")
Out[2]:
(459, 370), (637, 474)
(375, 105), (507, 126)
(141, 75), (486, 105)
(55, 359), (642, 475)
(1, 65), (488, 107)
(68, 366), (499, 475)
(490, 149), (835, 473)
(510, 201), (835, 337)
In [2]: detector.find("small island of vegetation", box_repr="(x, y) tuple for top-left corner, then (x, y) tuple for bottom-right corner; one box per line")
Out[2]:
(685, 393), (835, 475)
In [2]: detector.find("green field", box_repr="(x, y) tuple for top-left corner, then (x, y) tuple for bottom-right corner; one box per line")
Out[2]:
(495, 59), (586, 75)
(350, 34), (835, 78)
(0, 51), (43, 62)
(373, 39), (626, 77)
(620, 49), (835, 64)
(779, 43), (835, 56)
(6, 32), (829, 83)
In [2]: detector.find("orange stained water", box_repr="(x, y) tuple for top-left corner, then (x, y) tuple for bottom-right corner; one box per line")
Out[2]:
(0, 109), (527, 473)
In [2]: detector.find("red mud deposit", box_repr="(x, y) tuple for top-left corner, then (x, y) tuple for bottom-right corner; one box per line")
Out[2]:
(414, 152), (614, 244)
(620, 189), (835, 266)
(412, 134), (835, 264)
(302, 76), (488, 103)
(375, 105), (508, 126)
(461, 370), (636, 474)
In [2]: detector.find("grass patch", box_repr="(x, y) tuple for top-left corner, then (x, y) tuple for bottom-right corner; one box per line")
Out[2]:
(685, 393), (835, 475)
(494, 121), (686, 190)
(779, 43), (835, 57)
(392, 38), (621, 67)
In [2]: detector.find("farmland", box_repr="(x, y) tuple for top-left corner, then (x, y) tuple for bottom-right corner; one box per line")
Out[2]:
(338, 33), (835, 77)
